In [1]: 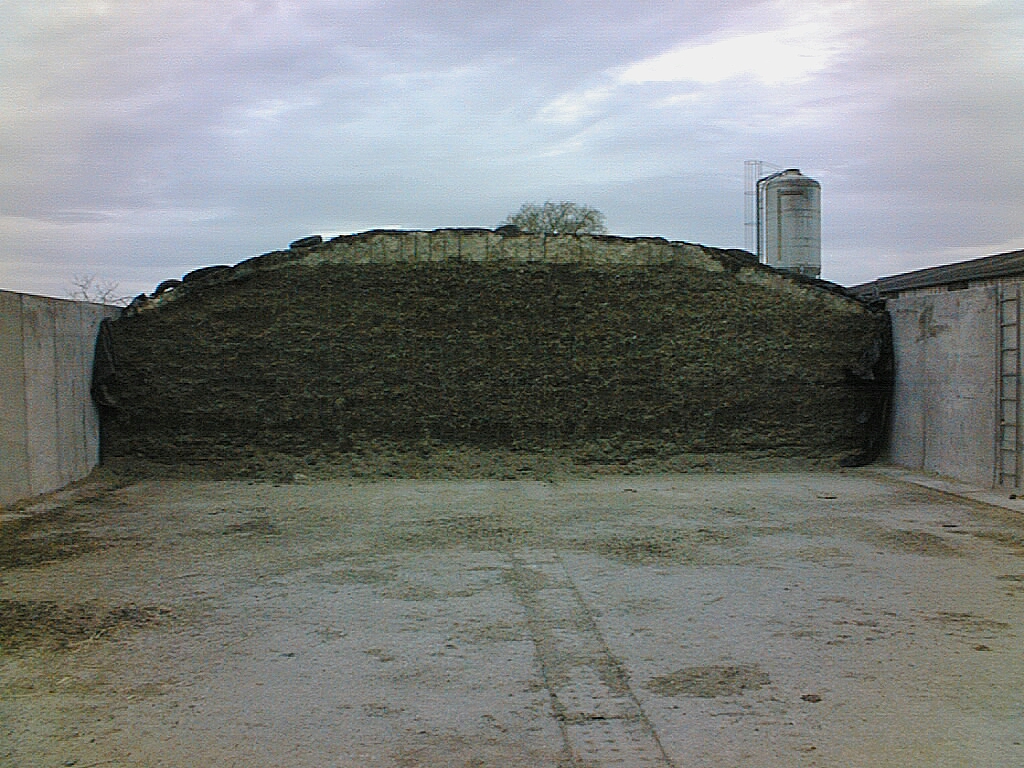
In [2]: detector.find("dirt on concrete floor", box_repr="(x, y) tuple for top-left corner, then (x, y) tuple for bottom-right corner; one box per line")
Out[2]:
(2, 469), (1024, 767)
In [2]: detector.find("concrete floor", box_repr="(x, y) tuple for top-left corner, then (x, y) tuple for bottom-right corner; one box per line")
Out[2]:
(2, 470), (1024, 767)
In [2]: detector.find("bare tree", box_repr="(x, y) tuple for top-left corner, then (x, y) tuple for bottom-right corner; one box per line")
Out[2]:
(502, 201), (608, 235)
(67, 274), (131, 306)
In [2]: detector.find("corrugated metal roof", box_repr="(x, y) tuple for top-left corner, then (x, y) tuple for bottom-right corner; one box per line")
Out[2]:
(851, 248), (1024, 298)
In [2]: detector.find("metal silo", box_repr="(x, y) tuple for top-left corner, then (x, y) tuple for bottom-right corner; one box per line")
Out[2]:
(759, 169), (821, 278)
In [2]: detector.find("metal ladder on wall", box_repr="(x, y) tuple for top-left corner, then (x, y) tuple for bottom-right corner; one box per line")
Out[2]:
(998, 283), (1021, 488)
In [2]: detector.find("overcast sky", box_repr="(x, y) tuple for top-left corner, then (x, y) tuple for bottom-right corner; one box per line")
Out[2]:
(2, 0), (1022, 299)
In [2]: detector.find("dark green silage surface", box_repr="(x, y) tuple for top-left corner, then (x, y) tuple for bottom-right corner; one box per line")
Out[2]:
(99, 260), (889, 464)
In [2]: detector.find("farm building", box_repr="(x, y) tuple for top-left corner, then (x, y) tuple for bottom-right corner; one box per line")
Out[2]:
(853, 248), (1024, 488)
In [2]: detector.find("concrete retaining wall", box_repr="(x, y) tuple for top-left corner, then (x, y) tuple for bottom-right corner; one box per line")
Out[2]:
(0, 291), (118, 505)
(886, 285), (998, 486)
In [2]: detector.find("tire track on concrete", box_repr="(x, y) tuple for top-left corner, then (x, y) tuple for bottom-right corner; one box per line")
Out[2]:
(504, 548), (674, 767)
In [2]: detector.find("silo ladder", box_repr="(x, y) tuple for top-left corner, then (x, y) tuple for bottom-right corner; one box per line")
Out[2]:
(998, 284), (1021, 488)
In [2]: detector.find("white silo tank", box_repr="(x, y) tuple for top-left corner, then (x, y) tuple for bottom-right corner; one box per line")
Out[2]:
(761, 169), (821, 278)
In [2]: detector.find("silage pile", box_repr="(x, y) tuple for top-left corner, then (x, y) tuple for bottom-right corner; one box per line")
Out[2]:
(93, 229), (890, 474)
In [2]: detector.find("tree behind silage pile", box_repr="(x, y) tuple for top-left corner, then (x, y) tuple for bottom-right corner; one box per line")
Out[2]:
(503, 201), (607, 235)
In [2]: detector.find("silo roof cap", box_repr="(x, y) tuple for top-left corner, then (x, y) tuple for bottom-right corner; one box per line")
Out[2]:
(768, 169), (819, 187)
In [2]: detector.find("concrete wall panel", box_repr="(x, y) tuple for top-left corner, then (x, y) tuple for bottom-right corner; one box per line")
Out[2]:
(22, 295), (60, 495)
(889, 299), (926, 470)
(55, 303), (88, 485)
(887, 286), (997, 486)
(0, 292), (29, 502)
(0, 290), (117, 506)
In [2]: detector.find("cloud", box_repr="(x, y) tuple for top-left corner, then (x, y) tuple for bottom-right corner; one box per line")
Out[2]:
(1, 0), (1022, 297)
(618, 25), (841, 86)
(537, 86), (615, 125)
(533, 3), (858, 139)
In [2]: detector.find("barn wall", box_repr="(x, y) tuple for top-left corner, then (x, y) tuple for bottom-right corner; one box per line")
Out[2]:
(886, 285), (998, 486)
(0, 291), (118, 505)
